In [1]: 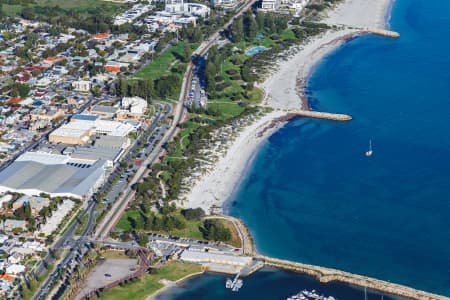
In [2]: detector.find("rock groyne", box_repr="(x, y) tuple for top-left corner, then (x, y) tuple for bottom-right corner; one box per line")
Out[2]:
(256, 255), (448, 300)
(289, 110), (353, 122)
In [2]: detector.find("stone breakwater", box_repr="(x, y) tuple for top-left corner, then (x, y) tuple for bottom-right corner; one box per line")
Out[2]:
(289, 111), (353, 122)
(256, 255), (449, 300)
(366, 28), (400, 38)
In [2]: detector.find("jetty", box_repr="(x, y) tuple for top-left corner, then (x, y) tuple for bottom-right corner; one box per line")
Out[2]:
(366, 28), (400, 38)
(255, 255), (448, 300)
(288, 110), (353, 122)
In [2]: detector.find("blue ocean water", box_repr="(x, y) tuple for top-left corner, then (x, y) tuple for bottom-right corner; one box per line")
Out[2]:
(226, 0), (450, 296)
(156, 268), (397, 300)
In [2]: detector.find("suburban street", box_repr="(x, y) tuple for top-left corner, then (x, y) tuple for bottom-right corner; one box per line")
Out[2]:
(31, 0), (259, 298)
(32, 102), (170, 300)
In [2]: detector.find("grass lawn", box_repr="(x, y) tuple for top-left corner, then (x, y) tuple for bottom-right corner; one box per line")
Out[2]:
(99, 249), (130, 259)
(3, 0), (126, 16)
(74, 213), (89, 235)
(208, 101), (246, 120)
(115, 210), (141, 231)
(99, 261), (202, 300)
(172, 122), (200, 158)
(135, 43), (198, 80)
(161, 219), (204, 240)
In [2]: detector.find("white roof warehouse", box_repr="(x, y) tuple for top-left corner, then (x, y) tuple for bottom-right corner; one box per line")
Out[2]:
(0, 152), (106, 200)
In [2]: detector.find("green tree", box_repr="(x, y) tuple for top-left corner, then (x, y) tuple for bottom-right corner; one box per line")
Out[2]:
(91, 85), (102, 97)
(202, 219), (231, 241)
(244, 13), (258, 41)
(137, 233), (148, 246)
(183, 44), (192, 63)
(181, 208), (205, 220)
(256, 12), (265, 31)
(230, 16), (244, 42)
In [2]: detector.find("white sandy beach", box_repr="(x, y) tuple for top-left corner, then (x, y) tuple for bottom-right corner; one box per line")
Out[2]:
(183, 0), (392, 213)
(182, 110), (286, 212)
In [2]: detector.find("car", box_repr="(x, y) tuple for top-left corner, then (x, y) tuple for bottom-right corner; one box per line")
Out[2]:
(104, 273), (112, 277)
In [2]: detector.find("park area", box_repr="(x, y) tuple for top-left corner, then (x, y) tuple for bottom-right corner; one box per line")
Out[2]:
(98, 261), (203, 300)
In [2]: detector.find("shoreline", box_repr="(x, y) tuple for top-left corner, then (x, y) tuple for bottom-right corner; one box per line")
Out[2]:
(147, 270), (205, 300)
(183, 0), (393, 213)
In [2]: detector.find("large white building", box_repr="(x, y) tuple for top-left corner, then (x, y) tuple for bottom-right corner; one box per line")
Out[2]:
(165, 0), (210, 18)
(0, 152), (107, 200)
(210, 0), (238, 8)
(120, 96), (148, 116)
(72, 80), (92, 92)
(49, 114), (135, 145)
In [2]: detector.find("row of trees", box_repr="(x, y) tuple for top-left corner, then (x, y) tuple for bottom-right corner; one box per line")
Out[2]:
(230, 11), (288, 43)
(128, 211), (186, 232)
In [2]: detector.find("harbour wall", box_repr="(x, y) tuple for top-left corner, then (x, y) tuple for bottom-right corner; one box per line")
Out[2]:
(256, 255), (448, 300)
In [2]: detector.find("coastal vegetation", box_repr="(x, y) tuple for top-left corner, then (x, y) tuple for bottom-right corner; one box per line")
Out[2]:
(115, 40), (199, 101)
(114, 9), (336, 245)
(98, 261), (202, 300)
(1, 0), (128, 33)
(115, 207), (233, 244)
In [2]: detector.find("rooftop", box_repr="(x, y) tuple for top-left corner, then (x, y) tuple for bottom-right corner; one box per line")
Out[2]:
(0, 152), (106, 199)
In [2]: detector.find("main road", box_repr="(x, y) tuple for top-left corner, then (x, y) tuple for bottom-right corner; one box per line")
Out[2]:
(94, 0), (258, 240)
(33, 1), (259, 297)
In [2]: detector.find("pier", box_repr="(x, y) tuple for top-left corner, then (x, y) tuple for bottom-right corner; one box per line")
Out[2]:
(366, 28), (400, 38)
(255, 255), (448, 300)
(288, 110), (353, 122)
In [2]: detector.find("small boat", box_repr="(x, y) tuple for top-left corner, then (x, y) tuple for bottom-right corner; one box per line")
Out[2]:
(365, 140), (373, 157)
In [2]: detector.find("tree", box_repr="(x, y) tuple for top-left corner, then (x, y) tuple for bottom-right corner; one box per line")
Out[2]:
(183, 44), (192, 63)
(12, 228), (23, 235)
(244, 13), (258, 41)
(202, 219), (231, 241)
(119, 77), (128, 97)
(91, 85), (102, 97)
(21, 7), (35, 20)
(181, 208), (205, 220)
(137, 233), (149, 246)
(256, 12), (265, 31)
(24, 204), (32, 219)
(230, 16), (244, 42)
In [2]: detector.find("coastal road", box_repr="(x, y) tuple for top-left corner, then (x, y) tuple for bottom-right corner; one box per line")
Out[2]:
(94, 0), (259, 240)
(32, 104), (169, 299)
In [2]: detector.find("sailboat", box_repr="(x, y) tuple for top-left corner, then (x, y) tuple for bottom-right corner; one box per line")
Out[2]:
(365, 140), (373, 157)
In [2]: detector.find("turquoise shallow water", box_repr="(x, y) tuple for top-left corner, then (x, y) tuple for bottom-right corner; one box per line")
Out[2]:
(228, 0), (450, 296)
(158, 0), (450, 298)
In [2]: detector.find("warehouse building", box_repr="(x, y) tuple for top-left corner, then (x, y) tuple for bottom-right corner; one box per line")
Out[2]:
(0, 152), (106, 200)
(49, 114), (135, 145)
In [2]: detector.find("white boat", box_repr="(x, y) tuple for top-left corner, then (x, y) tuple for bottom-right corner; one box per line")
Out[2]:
(365, 139), (373, 157)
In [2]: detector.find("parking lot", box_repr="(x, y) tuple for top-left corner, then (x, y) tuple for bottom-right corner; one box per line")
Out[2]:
(75, 258), (138, 300)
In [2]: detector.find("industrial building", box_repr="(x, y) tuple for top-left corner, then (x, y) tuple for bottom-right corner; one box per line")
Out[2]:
(0, 152), (107, 200)
(49, 114), (135, 145)
(71, 136), (128, 168)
